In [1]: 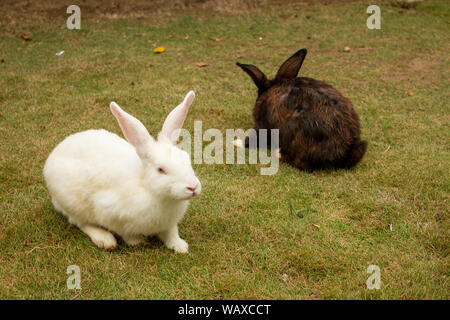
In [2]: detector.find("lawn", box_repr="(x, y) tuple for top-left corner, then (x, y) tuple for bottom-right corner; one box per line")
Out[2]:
(0, 0), (448, 299)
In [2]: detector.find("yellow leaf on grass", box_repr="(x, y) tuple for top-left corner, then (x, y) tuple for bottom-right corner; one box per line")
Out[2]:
(153, 46), (165, 54)
(193, 62), (208, 67)
(21, 34), (31, 41)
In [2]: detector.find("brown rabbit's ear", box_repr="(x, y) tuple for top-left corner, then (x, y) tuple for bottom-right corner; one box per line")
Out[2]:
(274, 49), (307, 81)
(236, 63), (267, 90)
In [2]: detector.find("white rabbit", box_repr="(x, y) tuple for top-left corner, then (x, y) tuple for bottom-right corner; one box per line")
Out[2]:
(43, 91), (200, 253)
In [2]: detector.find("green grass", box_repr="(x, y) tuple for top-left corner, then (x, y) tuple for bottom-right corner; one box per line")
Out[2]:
(0, 0), (449, 299)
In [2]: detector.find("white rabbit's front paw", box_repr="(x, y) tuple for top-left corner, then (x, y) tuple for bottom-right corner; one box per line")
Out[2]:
(168, 238), (189, 254)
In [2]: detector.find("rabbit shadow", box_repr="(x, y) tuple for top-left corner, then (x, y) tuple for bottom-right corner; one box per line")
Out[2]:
(115, 235), (165, 251)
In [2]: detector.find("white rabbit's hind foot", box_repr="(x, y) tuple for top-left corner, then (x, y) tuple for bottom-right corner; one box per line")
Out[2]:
(123, 234), (147, 246)
(80, 225), (117, 250)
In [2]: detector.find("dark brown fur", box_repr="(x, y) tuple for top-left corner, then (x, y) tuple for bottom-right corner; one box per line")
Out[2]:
(236, 48), (367, 171)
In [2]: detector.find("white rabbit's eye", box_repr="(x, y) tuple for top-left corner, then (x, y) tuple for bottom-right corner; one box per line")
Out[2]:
(157, 167), (167, 175)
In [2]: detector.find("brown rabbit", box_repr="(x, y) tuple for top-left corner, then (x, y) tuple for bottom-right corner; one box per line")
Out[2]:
(236, 48), (367, 171)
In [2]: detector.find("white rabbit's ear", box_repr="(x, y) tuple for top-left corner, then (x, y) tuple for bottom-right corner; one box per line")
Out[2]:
(159, 91), (195, 144)
(110, 102), (154, 159)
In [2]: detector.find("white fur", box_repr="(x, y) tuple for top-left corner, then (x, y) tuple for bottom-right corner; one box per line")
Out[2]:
(43, 91), (200, 253)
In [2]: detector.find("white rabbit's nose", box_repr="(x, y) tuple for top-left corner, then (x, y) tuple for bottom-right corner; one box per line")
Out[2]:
(186, 183), (199, 196)
(186, 184), (197, 192)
